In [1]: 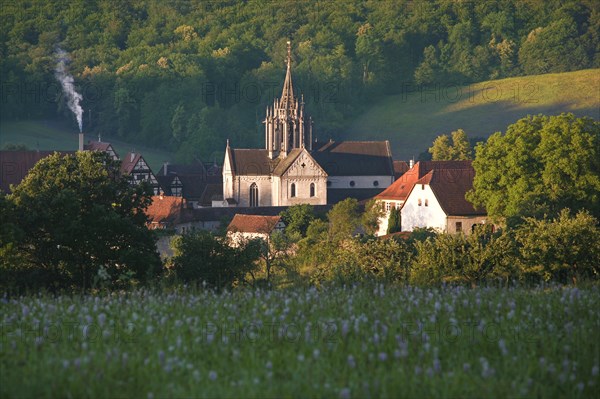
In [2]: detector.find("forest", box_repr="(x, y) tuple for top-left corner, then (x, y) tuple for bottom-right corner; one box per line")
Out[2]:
(1, 0), (598, 162)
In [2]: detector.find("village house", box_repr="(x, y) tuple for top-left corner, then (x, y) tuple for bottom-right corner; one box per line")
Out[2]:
(156, 161), (223, 208)
(374, 160), (488, 235)
(226, 214), (286, 246)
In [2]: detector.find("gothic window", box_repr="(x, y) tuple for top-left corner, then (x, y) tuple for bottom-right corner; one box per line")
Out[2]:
(249, 183), (259, 207)
(310, 183), (315, 197)
(291, 183), (296, 197)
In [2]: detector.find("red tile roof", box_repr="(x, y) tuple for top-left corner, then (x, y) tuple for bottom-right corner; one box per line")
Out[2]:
(375, 160), (474, 201)
(145, 195), (186, 225)
(120, 152), (143, 174)
(84, 141), (111, 152)
(411, 167), (485, 216)
(227, 214), (283, 234)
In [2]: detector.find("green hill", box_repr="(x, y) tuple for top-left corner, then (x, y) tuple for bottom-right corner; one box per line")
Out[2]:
(0, 120), (173, 172)
(347, 69), (600, 160)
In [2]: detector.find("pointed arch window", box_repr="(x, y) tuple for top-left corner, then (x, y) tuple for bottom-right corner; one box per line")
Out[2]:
(310, 183), (315, 197)
(249, 183), (259, 207)
(290, 183), (296, 198)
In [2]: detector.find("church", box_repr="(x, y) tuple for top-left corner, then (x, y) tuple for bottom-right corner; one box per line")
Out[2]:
(222, 41), (395, 207)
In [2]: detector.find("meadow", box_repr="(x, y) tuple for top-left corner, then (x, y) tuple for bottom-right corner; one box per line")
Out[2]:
(348, 69), (600, 160)
(1, 284), (598, 398)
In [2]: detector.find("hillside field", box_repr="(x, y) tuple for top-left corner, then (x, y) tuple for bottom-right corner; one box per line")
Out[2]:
(348, 69), (600, 160)
(0, 120), (173, 172)
(1, 285), (598, 397)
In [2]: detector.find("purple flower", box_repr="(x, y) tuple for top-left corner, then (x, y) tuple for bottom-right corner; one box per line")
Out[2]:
(209, 370), (217, 381)
(339, 388), (351, 399)
(378, 352), (387, 362)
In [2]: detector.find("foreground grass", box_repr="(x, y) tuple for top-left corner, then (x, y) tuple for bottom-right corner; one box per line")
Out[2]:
(1, 285), (599, 398)
(348, 69), (600, 160)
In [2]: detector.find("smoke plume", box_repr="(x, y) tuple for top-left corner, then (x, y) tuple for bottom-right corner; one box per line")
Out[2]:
(54, 48), (83, 132)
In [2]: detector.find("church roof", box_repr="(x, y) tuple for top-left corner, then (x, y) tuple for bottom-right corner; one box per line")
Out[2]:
(229, 149), (279, 175)
(312, 140), (394, 176)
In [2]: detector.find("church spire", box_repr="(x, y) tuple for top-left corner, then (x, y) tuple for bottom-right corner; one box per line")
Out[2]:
(280, 40), (294, 111)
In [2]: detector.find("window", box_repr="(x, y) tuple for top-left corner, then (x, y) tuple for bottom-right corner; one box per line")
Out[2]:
(455, 222), (462, 232)
(386, 202), (391, 211)
(310, 183), (315, 197)
(290, 183), (296, 197)
(349, 181), (356, 187)
(425, 199), (428, 207)
(249, 183), (259, 207)
(373, 180), (379, 187)
(418, 199), (422, 206)
(422, 184), (425, 190)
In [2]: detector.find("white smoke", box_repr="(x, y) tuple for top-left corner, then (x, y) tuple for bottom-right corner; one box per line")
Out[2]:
(54, 48), (83, 132)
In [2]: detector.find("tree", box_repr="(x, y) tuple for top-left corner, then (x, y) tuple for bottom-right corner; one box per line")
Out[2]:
(514, 209), (600, 283)
(171, 230), (260, 290)
(429, 134), (452, 160)
(280, 204), (315, 240)
(327, 198), (361, 242)
(8, 151), (161, 290)
(386, 208), (401, 235)
(428, 129), (473, 160)
(467, 113), (600, 224)
(362, 199), (385, 236)
(450, 129), (473, 160)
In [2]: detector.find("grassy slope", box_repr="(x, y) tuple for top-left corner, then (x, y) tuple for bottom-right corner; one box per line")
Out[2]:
(0, 120), (173, 172)
(347, 69), (600, 160)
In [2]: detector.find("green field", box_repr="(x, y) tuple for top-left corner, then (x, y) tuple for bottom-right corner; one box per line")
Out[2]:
(1, 285), (598, 397)
(348, 69), (600, 160)
(0, 120), (173, 172)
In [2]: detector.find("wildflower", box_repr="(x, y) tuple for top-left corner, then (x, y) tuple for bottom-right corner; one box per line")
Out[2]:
(209, 370), (217, 381)
(378, 352), (387, 362)
(498, 339), (508, 356)
(592, 365), (599, 377)
(313, 349), (320, 359)
(297, 354), (305, 362)
(339, 387), (351, 399)
(347, 355), (356, 368)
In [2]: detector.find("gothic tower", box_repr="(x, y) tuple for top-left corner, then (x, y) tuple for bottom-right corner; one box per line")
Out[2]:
(264, 40), (313, 159)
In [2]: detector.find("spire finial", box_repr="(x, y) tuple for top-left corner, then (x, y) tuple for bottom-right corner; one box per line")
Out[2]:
(286, 40), (291, 70)
(226, 139), (230, 148)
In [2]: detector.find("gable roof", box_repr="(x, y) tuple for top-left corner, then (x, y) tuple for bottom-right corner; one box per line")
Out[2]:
(120, 152), (143, 174)
(312, 140), (394, 176)
(226, 214), (283, 234)
(376, 160), (474, 201)
(408, 167), (485, 216)
(145, 195), (186, 225)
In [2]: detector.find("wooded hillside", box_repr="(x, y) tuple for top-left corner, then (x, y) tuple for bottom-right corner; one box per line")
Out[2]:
(2, 0), (598, 161)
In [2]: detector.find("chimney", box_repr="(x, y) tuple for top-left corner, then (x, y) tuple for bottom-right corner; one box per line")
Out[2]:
(163, 162), (168, 176)
(130, 152), (135, 162)
(78, 133), (84, 152)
